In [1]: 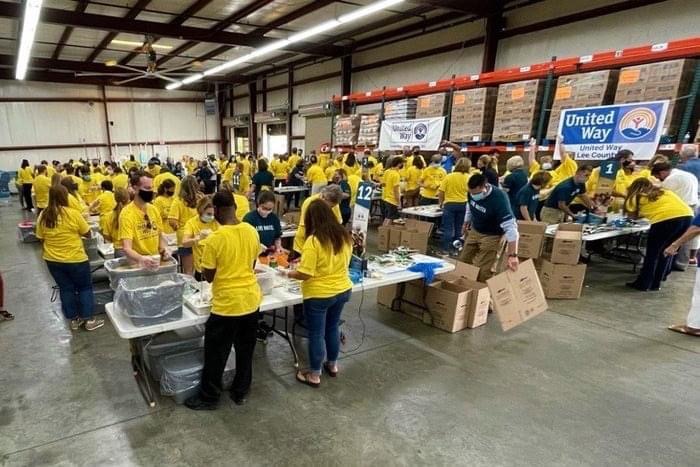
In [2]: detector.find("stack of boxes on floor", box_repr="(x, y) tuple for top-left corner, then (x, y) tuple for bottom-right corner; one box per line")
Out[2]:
(492, 79), (551, 142)
(358, 114), (381, 146)
(414, 93), (447, 118)
(377, 218), (434, 254)
(450, 87), (498, 142)
(384, 98), (417, 120)
(333, 115), (361, 146)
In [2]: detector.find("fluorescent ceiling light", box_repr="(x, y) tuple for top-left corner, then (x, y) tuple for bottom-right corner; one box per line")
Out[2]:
(166, 0), (405, 90)
(15, 0), (43, 80)
(111, 39), (173, 50)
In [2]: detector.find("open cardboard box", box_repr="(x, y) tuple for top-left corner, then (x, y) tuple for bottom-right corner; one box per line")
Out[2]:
(377, 219), (434, 253)
(539, 259), (587, 299)
(517, 221), (547, 259)
(486, 259), (548, 331)
(550, 223), (583, 265)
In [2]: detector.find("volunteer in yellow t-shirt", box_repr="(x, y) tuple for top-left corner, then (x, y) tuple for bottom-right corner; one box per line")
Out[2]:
(153, 168), (180, 195)
(306, 155), (327, 195)
(282, 199), (353, 387)
(184, 191), (262, 410)
(110, 166), (129, 191)
(32, 165), (52, 216)
(102, 188), (130, 258)
(270, 154), (288, 184)
(293, 185), (343, 255)
(123, 155), (140, 172)
(119, 172), (170, 269)
(88, 180), (116, 233)
(624, 178), (693, 292)
(168, 175), (201, 275)
(18, 159), (34, 211)
(182, 196), (220, 280)
(438, 158), (471, 252)
(35, 184), (103, 331)
(61, 177), (88, 216)
(404, 157), (424, 207)
(419, 154), (447, 205)
(381, 156), (404, 226)
(153, 179), (177, 235)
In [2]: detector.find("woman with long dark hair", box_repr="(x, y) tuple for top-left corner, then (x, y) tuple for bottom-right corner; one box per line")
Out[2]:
(168, 175), (201, 275)
(250, 158), (274, 199)
(281, 200), (352, 388)
(102, 188), (130, 258)
(18, 159), (34, 211)
(36, 185), (103, 331)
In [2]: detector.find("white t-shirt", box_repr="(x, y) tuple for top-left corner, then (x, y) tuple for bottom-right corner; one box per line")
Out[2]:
(663, 169), (698, 206)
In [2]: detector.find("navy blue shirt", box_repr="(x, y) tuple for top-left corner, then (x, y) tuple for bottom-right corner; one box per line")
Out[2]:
(545, 177), (585, 208)
(252, 170), (274, 196)
(482, 167), (500, 186)
(515, 183), (541, 220)
(502, 168), (528, 214)
(338, 180), (351, 215)
(467, 186), (514, 236)
(243, 210), (282, 247)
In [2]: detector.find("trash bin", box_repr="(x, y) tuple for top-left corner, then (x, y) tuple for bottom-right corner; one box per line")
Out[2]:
(114, 273), (186, 327)
(160, 349), (204, 404)
(105, 256), (178, 290)
(142, 326), (205, 381)
(17, 221), (38, 243)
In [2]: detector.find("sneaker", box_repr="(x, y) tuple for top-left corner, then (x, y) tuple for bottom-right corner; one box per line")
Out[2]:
(185, 395), (218, 411)
(84, 318), (104, 331)
(70, 319), (84, 330)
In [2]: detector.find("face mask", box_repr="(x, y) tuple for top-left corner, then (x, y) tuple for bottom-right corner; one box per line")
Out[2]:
(201, 214), (214, 223)
(541, 163), (553, 170)
(166, 191), (175, 197)
(82, 175), (91, 182)
(441, 155), (447, 163)
(532, 185), (541, 191)
(258, 207), (272, 218)
(138, 189), (154, 203)
(471, 191), (486, 201)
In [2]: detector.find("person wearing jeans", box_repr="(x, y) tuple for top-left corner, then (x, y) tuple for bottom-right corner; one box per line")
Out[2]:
(35, 185), (103, 331)
(624, 178), (693, 291)
(18, 159), (34, 211)
(437, 158), (471, 253)
(281, 199), (353, 387)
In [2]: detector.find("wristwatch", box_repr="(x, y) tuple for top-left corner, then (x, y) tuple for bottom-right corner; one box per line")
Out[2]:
(508, 253), (518, 258)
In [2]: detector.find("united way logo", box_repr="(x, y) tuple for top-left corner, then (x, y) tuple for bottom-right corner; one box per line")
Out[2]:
(619, 107), (657, 140)
(414, 123), (427, 140)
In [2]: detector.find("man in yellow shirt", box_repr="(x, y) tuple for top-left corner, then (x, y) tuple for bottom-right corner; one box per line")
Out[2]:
(420, 155), (447, 205)
(270, 154), (288, 184)
(145, 161), (161, 177)
(111, 166), (129, 191)
(119, 172), (170, 269)
(153, 168), (181, 194)
(381, 156), (404, 226)
(293, 185), (344, 256)
(123, 155), (140, 172)
(18, 160), (34, 211)
(306, 155), (327, 195)
(33, 165), (52, 215)
(184, 191), (262, 410)
(287, 148), (301, 175)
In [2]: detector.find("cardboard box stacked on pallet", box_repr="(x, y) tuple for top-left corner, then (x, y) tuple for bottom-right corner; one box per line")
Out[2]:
(384, 99), (417, 120)
(333, 115), (361, 146)
(539, 224), (587, 299)
(492, 79), (551, 142)
(614, 58), (697, 137)
(450, 87), (498, 142)
(546, 70), (619, 140)
(415, 93), (447, 118)
(358, 114), (381, 146)
(377, 219), (434, 253)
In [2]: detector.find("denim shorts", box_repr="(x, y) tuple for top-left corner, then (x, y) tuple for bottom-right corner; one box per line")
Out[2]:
(178, 246), (193, 257)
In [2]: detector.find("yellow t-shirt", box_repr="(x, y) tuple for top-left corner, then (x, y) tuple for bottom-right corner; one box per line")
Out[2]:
(382, 168), (401, 206)
(119, 202), (164, 255)
(200, 223), (262, 316)
(287, 155), (301, 174)
(33, 174), (52, 209)
(153, 172), (180, 194)
(406, 166), (423, 191)
(103, 210), (123, 249)
(68, 193), (87, 215)
(35, 207), (90, 263)
(183, 217), (220, 273)
(297, 236), (353, 299)
(318, 153), (331, 170)
(371, 162), (384, 183)
(348, 174), (361, 207)
(18, 167), (34, 185)
(123, 160), (140, 172)
(624, 190), (693, 224)
(293, 194), (343, 253)
(186, 160), (198, 175)
(344, 163), (361, 178)
(46, 165), (56, 178)
(420, 166), (447, 200)
(307, 164), (327, 185)
(234, 193), (251, 222)
(240, 158), (252, 177)
(168, 197), (198, 246)
(145, 165), (161, 177)
(235, 173), (251, 195)
(270, 160), (288, 180)
(112, 173), (129, 190)
(325, 165), (338, 182)
(613, 170), (645, 197)
(153, 195), (175, 234)
(94, 191), (116, 231)
(439, 172), (470, 204)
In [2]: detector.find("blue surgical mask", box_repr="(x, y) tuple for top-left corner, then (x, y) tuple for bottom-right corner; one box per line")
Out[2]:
(201, 214), (214, 223)
(471, 192), (486, 201)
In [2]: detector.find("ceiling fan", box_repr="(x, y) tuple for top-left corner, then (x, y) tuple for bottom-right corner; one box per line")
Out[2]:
(75, 35), (203, 85)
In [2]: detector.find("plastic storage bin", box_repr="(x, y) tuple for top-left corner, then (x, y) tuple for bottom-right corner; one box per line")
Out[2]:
(114, 273), (186, 327)
(83, 232), (101, 262)
(105, 256), (178, 290)
(255, 264), (276, 295)
(17, 221), (38, 243)
(143, 326), (205, 381)
(93, 281), (114, 315)
(160, 349), (204, 404)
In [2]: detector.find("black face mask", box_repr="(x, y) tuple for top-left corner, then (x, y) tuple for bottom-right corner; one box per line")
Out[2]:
(166, 191), (175, 197)
(139, 189), (154, 202)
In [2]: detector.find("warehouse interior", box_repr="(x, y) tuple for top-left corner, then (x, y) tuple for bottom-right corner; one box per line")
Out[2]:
(1, 0), (700, 465)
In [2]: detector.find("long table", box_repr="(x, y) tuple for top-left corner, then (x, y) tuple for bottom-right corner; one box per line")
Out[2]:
(274, 185), (309, 194)
(401, 205), (443, 219)
(106, 258), (455, 406)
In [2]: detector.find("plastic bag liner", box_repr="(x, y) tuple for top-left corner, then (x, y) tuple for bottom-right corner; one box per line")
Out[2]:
(408, 261), (443, 284)
(105, 256), (179, 290)
(142, 326), (205, 381)
(114, 273), (186, 327)
(160, 349), (204, 404)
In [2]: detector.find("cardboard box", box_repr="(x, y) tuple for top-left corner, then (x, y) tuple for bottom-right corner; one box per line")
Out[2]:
(493, 79), (551, 142)
(377, 225), (391, 251)
(388, 226), (405, 250)
(517, 221), (547, 259)
(415, 93), (448, 118)
(450, 87), (498, 142)
(376, 279), (429, 320)
(378, 219), (433, 253)
(550, 223), (583, 265)
(282, 211), (300, 225)
(539, 260), (587, 299)
(274, 194), (286, 216)
(486, 259), (548, 331)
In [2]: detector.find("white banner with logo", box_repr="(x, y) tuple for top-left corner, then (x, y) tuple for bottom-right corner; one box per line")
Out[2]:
(351, 182), (374, 256)
(556, 100), (669, 160)
(379, 117), (445, 151)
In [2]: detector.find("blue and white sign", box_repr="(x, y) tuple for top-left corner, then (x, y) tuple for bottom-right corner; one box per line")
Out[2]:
(351, 182), (374, 256)
(556, 100), (669, 160)
(379, 117), (445, 151)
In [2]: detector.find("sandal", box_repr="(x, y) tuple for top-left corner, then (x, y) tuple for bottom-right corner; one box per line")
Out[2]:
(296, 371), (320, 388)
(668, 324), (700, 337)
(323, 362), (338, 378)
(0, 310), (13, 321)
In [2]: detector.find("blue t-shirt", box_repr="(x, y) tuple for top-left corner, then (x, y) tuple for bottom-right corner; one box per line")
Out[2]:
(515, 183), (540, 220)
(545, 177), (586, 208)
(692, 212), (700, 227)
(468, 187), (514, 236)
(242, 209), (282, 247)
(441, 155), (456, 173)
(502, 168), (528, 213)
(679, 159), (700, 184)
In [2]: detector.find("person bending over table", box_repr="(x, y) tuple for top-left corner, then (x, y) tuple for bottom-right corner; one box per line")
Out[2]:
(540, 165), (594, 225)
(460, 173), (519, 282)
(119, 172), (171, 270)
(419, 154), (447, 206)
(438, 158), (471, 254)
(185, 191), (262, 410)
(664, 213), (700, 336)
(280, 200), (353, 388)
(515, 171), (552, 221)
(624, 178), (692, 292)
(381, 156), (404, 226)
(183, 196), (220, 282)
(243, 191), (283, 252)
(36, 185), (103, 331)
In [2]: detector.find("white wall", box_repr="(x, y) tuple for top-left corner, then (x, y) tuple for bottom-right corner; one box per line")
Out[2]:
(0, 81), (219, 170)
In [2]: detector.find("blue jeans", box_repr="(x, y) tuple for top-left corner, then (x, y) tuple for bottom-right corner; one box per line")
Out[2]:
(441, 202), (466, 251)
(46, 260), (94, 320)
(303, 289), (351, 375)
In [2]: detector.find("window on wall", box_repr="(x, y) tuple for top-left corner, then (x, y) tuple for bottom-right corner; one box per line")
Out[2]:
(232, 127), (249, 154)
(263, 123), (287, 159)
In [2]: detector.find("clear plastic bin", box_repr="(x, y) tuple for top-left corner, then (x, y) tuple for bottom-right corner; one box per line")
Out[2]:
(105, 256), (178, 290)
(160, 349), (204, 404)
(255, 264), (276, 295)
(83, 232), (101, 262)
(93, 282), (114, 315)
(114, 273), (186, 327)
(143, 326), (205, 381)
(17, 222), (38, 243)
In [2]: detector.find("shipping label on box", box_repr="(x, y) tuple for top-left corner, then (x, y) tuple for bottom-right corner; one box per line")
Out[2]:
(486, 259), (548, 331)
(517, 221), (547, 259)
(539, 260), (587, 299)
(550, 223), (583, 265)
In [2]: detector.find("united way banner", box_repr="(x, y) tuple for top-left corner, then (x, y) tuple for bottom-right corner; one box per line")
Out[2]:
(556, 101), (669, 160)
(379, 117), (445, 151)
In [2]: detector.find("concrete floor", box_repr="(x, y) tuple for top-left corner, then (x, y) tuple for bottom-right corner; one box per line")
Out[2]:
(1, 199), (699, 467)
